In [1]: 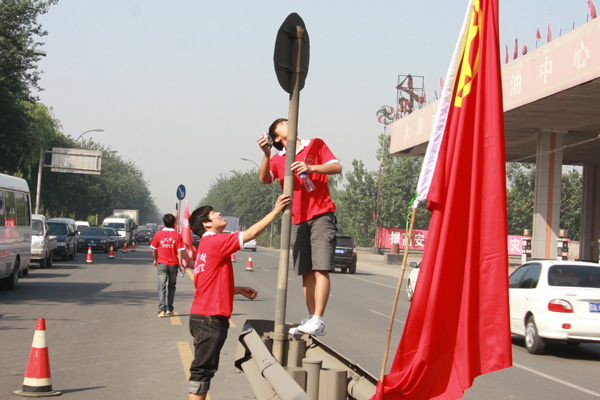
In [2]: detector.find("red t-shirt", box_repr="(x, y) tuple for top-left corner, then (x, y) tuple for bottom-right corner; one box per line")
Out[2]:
(189, 231), (243, 318)
(270, 138), (338, 224)
(150, 228), (184, 265)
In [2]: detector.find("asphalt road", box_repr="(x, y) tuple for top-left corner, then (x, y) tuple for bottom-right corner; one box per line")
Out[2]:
(1, 246), (599, 399)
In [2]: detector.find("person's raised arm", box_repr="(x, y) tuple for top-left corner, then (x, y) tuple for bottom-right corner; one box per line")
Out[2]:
(242, 194), (290, 243)
(291, 160), (342, 176)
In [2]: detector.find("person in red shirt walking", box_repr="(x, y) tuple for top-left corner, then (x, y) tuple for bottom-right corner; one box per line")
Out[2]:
(186, 194), (290, 400)
(258, 118), (342, 336)
(150, 214), (184, 318)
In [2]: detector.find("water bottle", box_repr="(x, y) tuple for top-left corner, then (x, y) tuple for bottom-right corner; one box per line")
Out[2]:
(299, 172), (315, 192)
(180, 269), (185, 278)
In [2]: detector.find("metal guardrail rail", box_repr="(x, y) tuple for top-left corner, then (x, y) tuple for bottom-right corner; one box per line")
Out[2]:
(235, 320), (377, 400)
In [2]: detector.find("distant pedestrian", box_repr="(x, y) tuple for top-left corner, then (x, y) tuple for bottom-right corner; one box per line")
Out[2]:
(150, 214), (184, 318)
(186, 194), (290, 400)
(257, 118), (341, 336)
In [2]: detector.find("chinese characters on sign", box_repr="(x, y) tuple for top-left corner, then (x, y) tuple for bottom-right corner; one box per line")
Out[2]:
(377, 228), (527, 255)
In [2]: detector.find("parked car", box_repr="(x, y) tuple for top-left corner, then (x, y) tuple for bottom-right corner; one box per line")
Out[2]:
(407, 261), (421, 301)
(77, 227), (111, 253)
(49, 217), (78, 254)
(192, 233), (200, 248)
(244, 238), (257, 252)
(31, 215), (57, 269)
(135, 228), (154, 244)
(508, 260), (600, 354)
(47, 219), (77, 261)
(332, 235), (357, 274)
(102, 228), (119, 251)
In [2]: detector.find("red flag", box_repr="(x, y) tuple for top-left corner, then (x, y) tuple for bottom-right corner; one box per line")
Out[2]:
(590, 0), (597, 19)
(505, 43), (508, 64)
(547, 22), (552, 42)
(513, 37), (518, 59)
(181, 199), (195, 269)
(522, 44), (528, 55)
(536, 26), (541, 40)
(372, 0), (512, 398)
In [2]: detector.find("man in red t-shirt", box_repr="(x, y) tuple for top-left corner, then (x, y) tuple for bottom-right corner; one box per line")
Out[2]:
(258, 118), (342, 337)
(185, 194), (290, 400)
(150, 214), (184, 318)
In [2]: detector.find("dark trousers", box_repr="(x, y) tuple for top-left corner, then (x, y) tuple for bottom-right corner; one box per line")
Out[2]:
(187, 314), (229, 395)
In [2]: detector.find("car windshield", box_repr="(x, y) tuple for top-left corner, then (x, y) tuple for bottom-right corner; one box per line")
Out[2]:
(32, 220), (44, 235)
(548, 265), (600, 288)
(337, 237), (353, 247)
(104, 222), (125, 230)
(103, 228), (115, 236)
(139, 229), (151, 234)
(48, 223), (67, 235)
(81, 227), (106, 236)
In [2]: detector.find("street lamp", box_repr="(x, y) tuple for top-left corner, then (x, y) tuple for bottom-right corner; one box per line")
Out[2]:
(76, 129), (104, 141)
(241, 157), (276, 247)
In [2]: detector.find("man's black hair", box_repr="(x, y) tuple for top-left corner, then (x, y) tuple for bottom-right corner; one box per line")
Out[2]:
(268, 118), (287, 151)
(189, 206), (214, 237)
(163, 214), (175, 228)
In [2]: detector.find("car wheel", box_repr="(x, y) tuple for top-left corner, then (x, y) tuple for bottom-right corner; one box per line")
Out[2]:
(39, 256), (47, 269)
(525, 316), (546, 354)
(407, 280), (414, 302)
(6, 259), (19, 290)
(22, 265), (29, 276)
(349, 262), (357, 274)
(47, 252), (53, 268)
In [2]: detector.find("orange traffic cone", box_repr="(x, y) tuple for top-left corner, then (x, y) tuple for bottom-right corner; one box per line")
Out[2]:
(86, 247), (93, 264)
(13, 318), (61, 397)
(231, 253), (236, 263)
(246, 255), (253, 271)
(123, 242), (128, 253)
(108, 245), (115, 259)
(131, 242), (136, 252)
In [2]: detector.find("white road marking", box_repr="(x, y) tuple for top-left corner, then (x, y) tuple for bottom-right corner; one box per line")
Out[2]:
(348, 275), (398, 289)
(513, 363), (600, 397)
(370, 309), (406, 325)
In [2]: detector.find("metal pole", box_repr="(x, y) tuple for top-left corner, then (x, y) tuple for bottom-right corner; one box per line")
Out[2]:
(35, 149), (44, 215)
(273, 25), (304, 364)
(270, 183), (275, 247)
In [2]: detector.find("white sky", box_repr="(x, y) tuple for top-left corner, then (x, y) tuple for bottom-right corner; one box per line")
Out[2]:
(34, 0), (592, 213)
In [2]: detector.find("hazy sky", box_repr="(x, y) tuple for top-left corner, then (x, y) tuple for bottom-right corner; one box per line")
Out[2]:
(34, 0), (592, 214)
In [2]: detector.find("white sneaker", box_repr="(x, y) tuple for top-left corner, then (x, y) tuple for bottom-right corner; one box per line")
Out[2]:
(288, 315), (313, 334)
(297, 316), (326, 336)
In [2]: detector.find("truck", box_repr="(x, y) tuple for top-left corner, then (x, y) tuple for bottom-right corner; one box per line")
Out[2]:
(223, 216), (240, 233)
(112, 209), (139, 226)
(102, 216), (136, 247)
(30, 215), (57, 269)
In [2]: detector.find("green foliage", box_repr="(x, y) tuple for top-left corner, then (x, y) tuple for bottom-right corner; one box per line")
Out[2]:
(0, 0), (57, 174)
(560, 169), (582, 240)
(506, 163), (535, 235)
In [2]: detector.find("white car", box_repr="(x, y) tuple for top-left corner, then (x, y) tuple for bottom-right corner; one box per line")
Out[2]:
(508, 260), (600, 354)
(406, 262), (421, 301)
(244, 239), (257, 252)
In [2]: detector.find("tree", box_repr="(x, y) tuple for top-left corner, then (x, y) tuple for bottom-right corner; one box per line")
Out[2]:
(506, 162), (535, 235)
(0, 0), (57, 174)
(560, 168), (582, 240)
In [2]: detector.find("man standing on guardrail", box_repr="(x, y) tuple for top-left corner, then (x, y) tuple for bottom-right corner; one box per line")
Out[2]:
(258, 118), (342, 336)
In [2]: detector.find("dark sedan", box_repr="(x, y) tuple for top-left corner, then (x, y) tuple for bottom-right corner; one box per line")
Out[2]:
(136, 228), (154, 244)
(332, 234), (357, 274)
(77, 227), (111, 253)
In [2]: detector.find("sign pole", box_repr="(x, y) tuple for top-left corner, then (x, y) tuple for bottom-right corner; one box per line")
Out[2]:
(272, 14), (309, 364)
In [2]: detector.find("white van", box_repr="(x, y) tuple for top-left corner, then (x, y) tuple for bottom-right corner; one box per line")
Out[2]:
(102, 216), (135, 247)
(0, 173), (32, 289)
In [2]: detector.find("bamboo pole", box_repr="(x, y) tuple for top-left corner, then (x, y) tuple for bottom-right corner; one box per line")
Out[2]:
(378, 207), (417, 382)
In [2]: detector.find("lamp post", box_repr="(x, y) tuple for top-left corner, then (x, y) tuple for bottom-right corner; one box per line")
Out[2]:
(241, 157), (276, 247)
(76, 129), (104, 142)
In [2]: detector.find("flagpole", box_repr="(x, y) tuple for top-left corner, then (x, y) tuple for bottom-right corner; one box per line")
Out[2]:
(378, 206), (417, 382)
